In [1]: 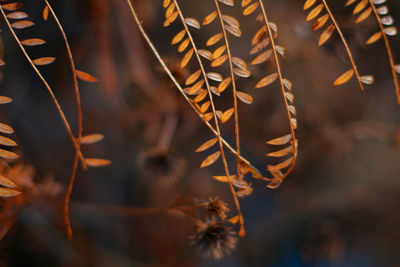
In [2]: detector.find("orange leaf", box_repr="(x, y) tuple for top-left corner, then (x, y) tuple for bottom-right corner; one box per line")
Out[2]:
(85, 158), (111, 167)
(200, 151), (221, 168)
(76, 70), (98, 83)
(81, 134), (104, 145)
(33, 57), (55, 66)
(196, 138), (218, 152)
(334, 69), (354, 86)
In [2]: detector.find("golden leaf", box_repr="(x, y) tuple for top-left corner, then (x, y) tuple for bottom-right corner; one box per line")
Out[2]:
(267, 133), (292, 145)
(0, 188), (21, 198)
(171, 29), (186, 45)
(304, 0), (317, 10)
(200, 151), (221, 168)
(267, 146), (293, 157)
(11, 20), (34, 29)
(81, 134), (104, 145)
(0, 96), (13, 104)
(356, 7), (372, 24)
(7, 11), (28, 19)
(212, 174), (237, 182)
(181, 48), (194, 68)
(2, 3), (23, 11)
(255, 73), (278, 88)
(85, 158), (112, 167)
(0, 123), (14, 134)
(306, 4), (323, 22)
(236, 91), (253, 104)
(218, 77), (231, 93)
(76, 70), (98, 83)
(212, 45), (227, 59)
(0, 136), (17, 147)
(178, 38), (190, 53)
(163, 0), (171, 8)
(243, 2), (259, 16)
(185, 69), (202, 85)
(334, 69), (354, 86)
(0, 175), (17, 189)
(33, 57), (56, 66)
(211, 54), (228, 67)
(0, 149), (18, 160)
(221, 108), (234, 123)
(252, 25), (267, 46)
(200, 101), (211, 113)
(312, 14), (329, 31)
(228, 215), (240, 224)
(43, 5), (49, 20)
(251, 49), (272, 65)
(203, 11), (218, 25)
(353, 0), (368, 15)
(21, 38), (46, 46)
(196, 138), (218, 152)
(318, 24), (335, 46)
(365, 31), (382, 45)
(207, 33), (223, 46)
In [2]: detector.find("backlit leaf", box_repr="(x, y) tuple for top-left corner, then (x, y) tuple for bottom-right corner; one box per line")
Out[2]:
(200, 151), (221, 168)
(33, 57), (56, 66)
(334, 69), (354, 86)
(196, 138), (218, 152)
(255, 73), (278, 88)
(85, 158), (112, 167)
(76, 70), (98, 83)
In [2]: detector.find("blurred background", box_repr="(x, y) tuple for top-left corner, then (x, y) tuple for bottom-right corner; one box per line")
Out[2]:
(1, 0), (400, 266)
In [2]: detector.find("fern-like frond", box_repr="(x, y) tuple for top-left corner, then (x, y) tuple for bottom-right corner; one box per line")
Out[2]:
(241, 0), (298, 189)
(304, 0), (374, 91)
(346, 0), (400, 105)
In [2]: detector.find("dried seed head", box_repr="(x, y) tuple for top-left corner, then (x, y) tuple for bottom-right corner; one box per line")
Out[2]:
(190, 218), (237, 259)
(201, 197), (230, 220)
(139, 148), (185, 185)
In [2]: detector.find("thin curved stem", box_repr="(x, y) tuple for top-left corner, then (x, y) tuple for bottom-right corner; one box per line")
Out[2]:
(368, 0), (400, 105)
(0, 5), (85, 163)
(44, 0), (86, 168)
(213, 0), (241, 177)
(64, 153), (79, 240)
(45, 0), (88, 240)
(124, 0), (262, 179)
(173, 0), (245, 236)
(321, 0), (365, 91)
(258, 1), (297, 180)
(213, 0), (245, 235)
(126, 0), (246, 236)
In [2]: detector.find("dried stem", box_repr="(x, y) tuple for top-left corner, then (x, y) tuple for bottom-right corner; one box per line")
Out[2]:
(213, 0), (242, 177)
(368, 0), (400, 105)
(124, 0), (262, 179)
(173, 0), (245, 236)
(126, 0), (246, 236)
(0, 5), (85, 163)
(321, 0), (365, 91)
(64, 152), (79, 240)
(44, 0), (85, 168)
(258, 1), (297, 180)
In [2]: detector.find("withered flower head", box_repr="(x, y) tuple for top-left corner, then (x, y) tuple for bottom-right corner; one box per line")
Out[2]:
(139, 148), (185, 185)
(201, 197), (230, 220)
(190, 218), (237, 259)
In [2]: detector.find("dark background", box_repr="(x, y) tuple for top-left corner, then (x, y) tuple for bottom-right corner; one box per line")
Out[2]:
(1, 0), (400, 266)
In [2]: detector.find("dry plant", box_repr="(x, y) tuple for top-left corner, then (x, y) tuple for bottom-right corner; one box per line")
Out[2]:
(0, 0), (110, 240)
(0, 0), (399, 261)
